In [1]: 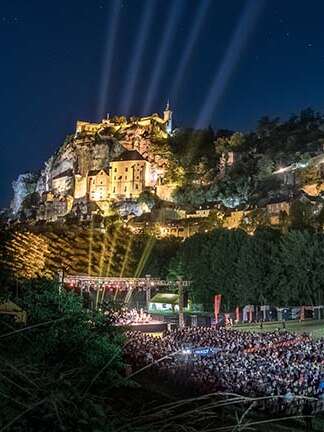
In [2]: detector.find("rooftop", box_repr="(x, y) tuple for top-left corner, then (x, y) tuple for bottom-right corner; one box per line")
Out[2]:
(112, 149), (145, 162)
(88, 168), (110, 177)
(150, 293), (179, 304)
(52, 169), (73, 180)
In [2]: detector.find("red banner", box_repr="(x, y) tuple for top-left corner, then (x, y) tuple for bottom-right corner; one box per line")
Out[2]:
(236, 306), (240, 322)
(301, 306), (305, 321)
(214, 294), (222, 323)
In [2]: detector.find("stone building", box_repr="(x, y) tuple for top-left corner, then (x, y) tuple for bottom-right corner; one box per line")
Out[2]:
(266, 200), (291, 225)
(110, 150), (152, 199)
(37, 195), (73, 221)
(74, 174), (88, 200)
(88, 169), (110, 201)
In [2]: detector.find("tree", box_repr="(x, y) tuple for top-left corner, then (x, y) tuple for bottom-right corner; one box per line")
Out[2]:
(0, 278), (126, 431)
(215, 132), (245, 154)
(138, 190), (158, 210)
(289, 200), (314, 230)
(271, 231), (324, 305)
(170, 229), (247, 310)
(234, 229), (280, 305)
(256, 155), (275, 180)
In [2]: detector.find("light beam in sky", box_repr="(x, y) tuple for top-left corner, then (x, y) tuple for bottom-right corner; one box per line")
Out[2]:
(120, 0), (155, 115)
(97, 0), (122, 120)
(170, 0), (211, 102)
(195, 0), (264, 128)
(142, 0), (184, 114)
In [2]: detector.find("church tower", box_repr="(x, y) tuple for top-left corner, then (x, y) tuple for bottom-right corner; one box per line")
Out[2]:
(163, 100), (173, 134)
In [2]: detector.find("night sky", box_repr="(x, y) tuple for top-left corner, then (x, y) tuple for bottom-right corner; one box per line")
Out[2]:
(1, 0), (324, 207)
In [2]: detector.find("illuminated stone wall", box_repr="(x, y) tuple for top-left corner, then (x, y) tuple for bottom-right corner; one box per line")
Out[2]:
(110, 159), (151, 199)
(88, 169), (111, 201)
(74, 174), (88, 199)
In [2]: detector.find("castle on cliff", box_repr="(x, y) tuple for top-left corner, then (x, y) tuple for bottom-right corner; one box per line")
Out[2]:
(11, 104), (175, 222)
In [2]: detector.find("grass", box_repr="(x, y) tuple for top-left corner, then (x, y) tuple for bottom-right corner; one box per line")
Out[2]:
(234, 319), (324, 338)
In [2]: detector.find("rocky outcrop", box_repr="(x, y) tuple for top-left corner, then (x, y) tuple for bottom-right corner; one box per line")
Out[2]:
(36, 156), (54, 195)
(74, 135), (123, 175)
(113, 200), (150, 218)
(9, 110), (171, 217)
(10, 173), (39, 214)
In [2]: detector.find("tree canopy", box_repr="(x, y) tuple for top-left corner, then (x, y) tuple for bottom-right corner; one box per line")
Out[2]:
(169, 227), (324, 310)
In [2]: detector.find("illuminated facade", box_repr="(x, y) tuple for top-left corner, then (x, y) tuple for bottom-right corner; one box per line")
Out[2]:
(74, 150), (154, 202)
(266, 201), (291, 225)
(12, 104), (174, 222)
(75, 103), (173, 139)
(110, 150), (151, 199)
(88, 169), (110, 201)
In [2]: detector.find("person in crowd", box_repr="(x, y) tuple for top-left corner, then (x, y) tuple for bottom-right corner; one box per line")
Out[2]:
(124, 326), (324, 414)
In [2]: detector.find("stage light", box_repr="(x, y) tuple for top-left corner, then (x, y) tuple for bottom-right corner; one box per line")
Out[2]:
(120, 0), (154, 115)
(97, 0), (122, 119)
(105, 225), (122, 277)
(88, 218), (94, 276)
(119, 236), (133, 277)
(142, 0), (184, 114)
(195, 0), (264, 128)
(170, 0), (211, 102)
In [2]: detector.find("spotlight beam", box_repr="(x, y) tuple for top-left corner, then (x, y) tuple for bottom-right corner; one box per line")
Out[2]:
(105, 225), (122, 277)
(97, 0), (122, 120)
(195, 0), (264, 128)
(142, 0), (184, 114)
(170, 0), (211, 102)
(88, 218), (94, 277)
(120, 0), (155, 115)
(134, 236), (155, 278)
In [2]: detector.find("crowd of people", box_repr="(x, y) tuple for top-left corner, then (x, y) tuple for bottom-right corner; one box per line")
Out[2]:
(108, 307), (152, 325)
(124, 326), (324, 414)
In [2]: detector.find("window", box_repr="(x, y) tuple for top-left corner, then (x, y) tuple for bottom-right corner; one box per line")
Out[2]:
(113, 187), (116, 193)
(114, 176), (116, 180)
(136, 176), (139, 180)
(135, 184), (138, 190)
(100, 181), (103, 185)
(125, 176), (127, 180)
(114, 168), (117, 172)
(125, 167), (128, 172)
(124, 186), (127, 192)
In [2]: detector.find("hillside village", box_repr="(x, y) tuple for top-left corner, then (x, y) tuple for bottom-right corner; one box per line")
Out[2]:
(4, 105), (324, 237)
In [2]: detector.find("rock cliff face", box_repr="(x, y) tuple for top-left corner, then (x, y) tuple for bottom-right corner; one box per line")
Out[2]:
(9, 109), (172, 217)
(10, 173), (39, 214)
(73, 135), (123, 175)
(32, 133), (125, 200)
